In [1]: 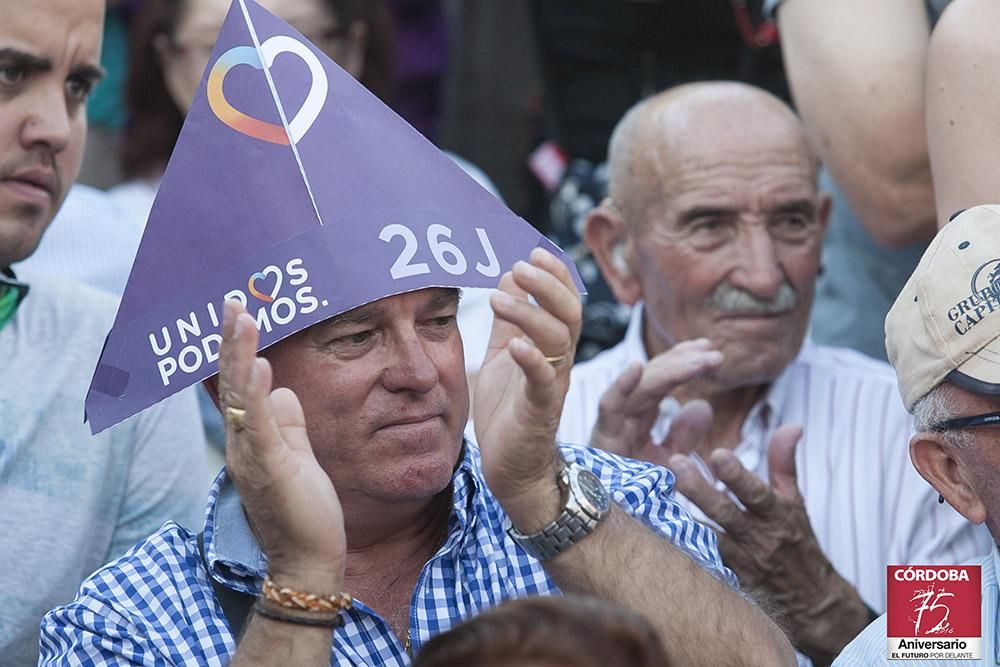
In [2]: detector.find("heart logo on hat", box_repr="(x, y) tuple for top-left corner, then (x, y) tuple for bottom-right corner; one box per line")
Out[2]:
(248, 266), (283, 302)
(207, 35), (328, 145)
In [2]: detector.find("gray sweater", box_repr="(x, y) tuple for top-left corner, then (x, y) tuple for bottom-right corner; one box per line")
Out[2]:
(0, 274), (206, 666)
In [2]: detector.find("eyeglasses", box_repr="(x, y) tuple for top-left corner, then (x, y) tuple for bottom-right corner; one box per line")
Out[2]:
(931, 411), (1000, 431)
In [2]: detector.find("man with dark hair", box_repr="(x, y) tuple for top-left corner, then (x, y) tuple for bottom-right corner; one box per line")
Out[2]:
(0, 1), (205, 665)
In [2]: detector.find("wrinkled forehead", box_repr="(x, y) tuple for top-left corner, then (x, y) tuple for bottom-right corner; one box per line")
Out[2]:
(631, 113), (817, 223)
(4, 0), (104, 60)
(666, 150), (816, 205)
(629, 154), (817, 235)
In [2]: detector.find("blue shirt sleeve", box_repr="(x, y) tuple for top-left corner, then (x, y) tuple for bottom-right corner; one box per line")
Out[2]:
(558, 444), (738, 589)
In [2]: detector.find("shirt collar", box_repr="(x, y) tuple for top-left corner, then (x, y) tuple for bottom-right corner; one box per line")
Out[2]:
(0, 268), (29, 331)
(746, 340), (805, 435)
(205, 439), (484, 590)
(444, 443), (484, 548)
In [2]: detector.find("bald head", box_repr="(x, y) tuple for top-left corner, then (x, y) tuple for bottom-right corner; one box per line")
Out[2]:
(607, 82), (816, 225)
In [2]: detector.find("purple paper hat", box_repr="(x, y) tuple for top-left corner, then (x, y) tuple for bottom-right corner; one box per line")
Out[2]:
(85, 0), (583, 434)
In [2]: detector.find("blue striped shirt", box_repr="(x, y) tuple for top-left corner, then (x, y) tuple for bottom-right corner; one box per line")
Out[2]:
(835, 543), (999, 666)
(39, 442), (735, 666)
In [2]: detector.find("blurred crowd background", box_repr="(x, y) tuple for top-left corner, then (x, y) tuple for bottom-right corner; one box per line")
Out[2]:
(76, 0), (791, 361)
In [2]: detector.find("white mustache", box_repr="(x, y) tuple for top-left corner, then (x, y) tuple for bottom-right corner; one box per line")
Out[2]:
(709, 281), (798, 316)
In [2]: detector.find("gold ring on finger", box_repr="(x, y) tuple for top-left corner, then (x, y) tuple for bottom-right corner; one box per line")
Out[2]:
(544, 353), (569, 367)
(225, 406), (248, 432)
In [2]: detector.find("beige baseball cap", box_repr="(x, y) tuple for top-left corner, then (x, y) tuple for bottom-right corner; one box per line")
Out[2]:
(886, 205), (1000, 411)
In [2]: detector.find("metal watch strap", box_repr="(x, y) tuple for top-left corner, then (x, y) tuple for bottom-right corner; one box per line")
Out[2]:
(511, 505), (598, 561)
(506, 463), (609, 561)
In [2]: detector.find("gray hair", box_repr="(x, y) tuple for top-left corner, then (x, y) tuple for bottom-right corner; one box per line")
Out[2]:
(912, 382), (973, 449)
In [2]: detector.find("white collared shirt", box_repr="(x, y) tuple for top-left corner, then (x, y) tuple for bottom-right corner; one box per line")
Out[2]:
(558, 303), (993, 611)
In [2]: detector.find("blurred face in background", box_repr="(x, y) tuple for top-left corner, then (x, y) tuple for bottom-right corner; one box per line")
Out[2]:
(157, 0), (366, 112)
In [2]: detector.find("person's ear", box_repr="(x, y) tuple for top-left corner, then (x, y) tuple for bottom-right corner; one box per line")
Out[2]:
(583, 201), (642, 305)
(203, 376), (222, 411)
(910, 433), (987, 524)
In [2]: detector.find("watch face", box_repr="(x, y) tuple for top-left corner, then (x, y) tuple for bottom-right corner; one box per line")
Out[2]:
(574, 467), (610, 515)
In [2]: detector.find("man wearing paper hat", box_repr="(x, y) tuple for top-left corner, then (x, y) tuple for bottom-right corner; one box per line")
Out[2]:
(41, 1), (795, 664)
(0, 2), (207, 665)
(836, 205), (1000, 664)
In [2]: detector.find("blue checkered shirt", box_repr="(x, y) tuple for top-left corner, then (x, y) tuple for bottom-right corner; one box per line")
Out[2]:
(40, 442), (736, 666)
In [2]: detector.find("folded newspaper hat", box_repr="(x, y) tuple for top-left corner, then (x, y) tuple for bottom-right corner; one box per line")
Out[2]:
(85, 0), (582, 433)
(886, 205), (1000, 411)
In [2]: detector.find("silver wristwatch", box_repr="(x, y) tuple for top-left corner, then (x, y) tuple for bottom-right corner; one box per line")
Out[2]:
(506, 462), (611, 561)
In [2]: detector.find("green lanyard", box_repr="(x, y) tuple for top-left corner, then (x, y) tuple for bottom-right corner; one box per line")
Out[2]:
(0, 271), (28, 331)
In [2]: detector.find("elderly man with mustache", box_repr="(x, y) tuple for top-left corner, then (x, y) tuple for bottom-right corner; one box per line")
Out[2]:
(555, 82), (991, 665)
